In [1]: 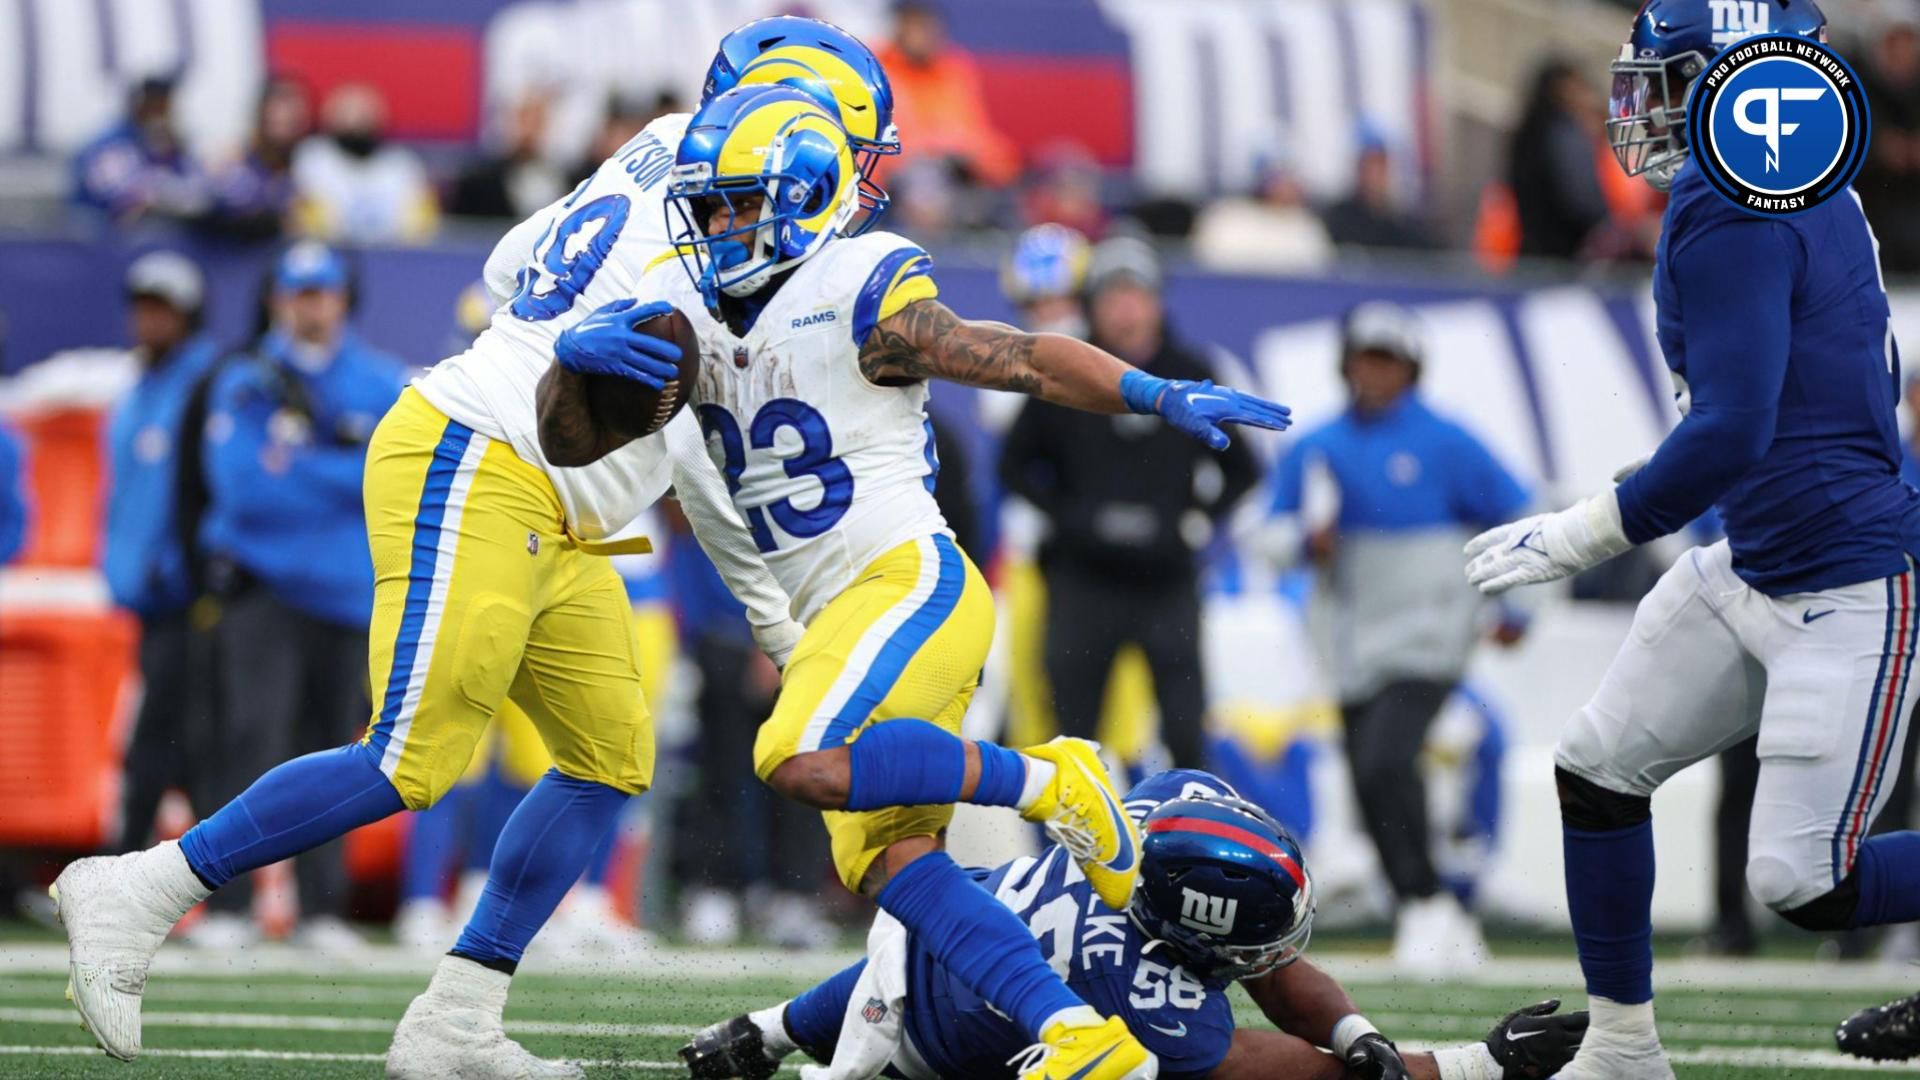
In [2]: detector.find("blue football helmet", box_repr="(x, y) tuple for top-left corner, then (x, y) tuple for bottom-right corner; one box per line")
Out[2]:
(1129, 793), (1314, 982)
(1609, 0), (1828, 190)
(704, 16), (898, 235)
(665, 85), (859, 308)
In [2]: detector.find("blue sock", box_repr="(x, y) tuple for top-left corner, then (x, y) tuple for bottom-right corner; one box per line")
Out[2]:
(180, 743), (404, 889)
(971, 741), (1028, 808)
(451, 769), (628, 970)
(464, 768), (528, 873)
(844, 720), (1031, 811)
(402, 784), (469, 902)
(1853, 831), (1920, 925)
(785, 959), (867, 1060)
(875, 851), (1083, 1039)
(1564, 820), (1656, 1005)
(845, 720), (965, 810)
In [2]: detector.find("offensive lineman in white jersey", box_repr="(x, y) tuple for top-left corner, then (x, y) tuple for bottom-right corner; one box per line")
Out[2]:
(47, 20), (903, 1080)
(536, 84), (1294, 1080)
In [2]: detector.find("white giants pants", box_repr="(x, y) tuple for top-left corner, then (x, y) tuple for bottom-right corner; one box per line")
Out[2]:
(1555, 541), (1918, 911)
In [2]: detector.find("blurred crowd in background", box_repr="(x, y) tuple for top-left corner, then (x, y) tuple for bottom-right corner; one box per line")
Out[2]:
(51, 0), (1920, 273)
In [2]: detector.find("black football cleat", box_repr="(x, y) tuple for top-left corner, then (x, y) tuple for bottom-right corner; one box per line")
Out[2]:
(1837, 992), (1920, 1061)
(680, 1014), (780, 1080)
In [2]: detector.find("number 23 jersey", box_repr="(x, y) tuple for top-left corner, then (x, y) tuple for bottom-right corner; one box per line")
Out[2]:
(637, 231), (951, 621)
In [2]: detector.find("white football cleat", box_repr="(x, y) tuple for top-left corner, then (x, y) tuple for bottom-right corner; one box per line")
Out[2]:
(1555, 997), (1677, 1080)
(52, 841), (208, 1061)
(386, 956), (583, 1080)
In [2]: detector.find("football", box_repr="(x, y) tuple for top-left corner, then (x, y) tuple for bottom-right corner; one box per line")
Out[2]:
(585, 305), (700, 440)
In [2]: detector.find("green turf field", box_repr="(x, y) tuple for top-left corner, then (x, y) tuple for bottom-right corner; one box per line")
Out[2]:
(2, 938), (1917, 1079)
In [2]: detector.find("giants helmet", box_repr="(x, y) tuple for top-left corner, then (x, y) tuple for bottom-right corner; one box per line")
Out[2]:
(1129, 794), (1314, 982)
(1608, 0), (1827, 190)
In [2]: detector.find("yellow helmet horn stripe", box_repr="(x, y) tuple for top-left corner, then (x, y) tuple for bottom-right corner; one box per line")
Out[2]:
(737, 46), (881, 144)
(712, 98), (855, 236)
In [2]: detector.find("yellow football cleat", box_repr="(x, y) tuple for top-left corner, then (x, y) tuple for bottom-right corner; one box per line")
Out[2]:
(1009, 1015), (1158, 1080)
(1018, 737), (1143, 911)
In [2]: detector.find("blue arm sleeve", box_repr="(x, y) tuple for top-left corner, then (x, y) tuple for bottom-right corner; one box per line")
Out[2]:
(1449, 431), (1531, 526)
(1614, 220), (1798, 544)
(1268, 441), (1307, 516)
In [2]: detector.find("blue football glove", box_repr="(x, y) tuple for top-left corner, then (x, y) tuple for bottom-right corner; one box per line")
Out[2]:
(1119, 370), (1292, 451)
(553, 298), (682, 390)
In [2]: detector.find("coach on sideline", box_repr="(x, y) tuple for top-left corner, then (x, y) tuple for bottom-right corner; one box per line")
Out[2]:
(196, 241), (408, 948)
(999, 235), (1260, 771)
(104, 251), (224, 855)
(1257, 302), (1530, 976)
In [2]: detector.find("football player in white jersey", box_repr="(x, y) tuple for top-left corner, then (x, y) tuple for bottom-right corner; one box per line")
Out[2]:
(48, 21), (902, 1080)
(537, 86), (1294, 1080)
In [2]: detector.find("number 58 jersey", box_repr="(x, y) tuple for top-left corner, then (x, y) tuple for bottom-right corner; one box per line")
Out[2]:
(637, 231), (951, 621)
(413, 112), (689, 540)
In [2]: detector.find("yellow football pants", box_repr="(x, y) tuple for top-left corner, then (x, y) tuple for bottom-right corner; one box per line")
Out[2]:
(752, 534), (994, 891)
(360, 390), (652, 809)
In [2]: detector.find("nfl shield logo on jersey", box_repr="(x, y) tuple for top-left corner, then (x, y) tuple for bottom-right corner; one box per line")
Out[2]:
(732, 345), (750, 370)
(860, 997), (888, 1024)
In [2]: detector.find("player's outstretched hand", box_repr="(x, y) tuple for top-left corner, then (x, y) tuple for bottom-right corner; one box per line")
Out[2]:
(554, 298), (682, 389)
(1484, 999), (1589, 1079)
(1343, 1033), (1411, 1080)
(1464, 493), (1631, 595)
(1119, 370), (1292, 451)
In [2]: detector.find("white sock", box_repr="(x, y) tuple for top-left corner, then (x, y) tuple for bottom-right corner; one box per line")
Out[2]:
(1035, 1004), (1100, 1036)
(1015, 758), (1057, 813)
(144, 840), (213, 921)
(751, 1003), (797, 1058)
(1433, 1044), (1502, 1080)
(426, 954), (512, 1016)
(1588, 995), (1660, 1041)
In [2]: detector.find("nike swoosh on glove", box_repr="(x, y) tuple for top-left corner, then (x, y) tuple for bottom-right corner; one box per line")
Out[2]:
(554, 298), (682, 389)
(1484, 999), (1589, 1079)
(1464, 492), (1631, 595)
(1343, 1033), (1411, 1080)
(1118, 370), (1292, 451)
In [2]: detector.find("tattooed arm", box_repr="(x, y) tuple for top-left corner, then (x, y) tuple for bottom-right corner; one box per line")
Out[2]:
(858, 298), (1134, 414)
(535, 364), (634, 467)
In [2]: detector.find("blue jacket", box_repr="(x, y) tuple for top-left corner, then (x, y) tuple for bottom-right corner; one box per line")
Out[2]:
(0, 420), (27, 565)
(103, 335), (224, 617)
(1268, 393), (1530, 531)
(1619, 164), (1920, 595)
(199, 330), (407, 627)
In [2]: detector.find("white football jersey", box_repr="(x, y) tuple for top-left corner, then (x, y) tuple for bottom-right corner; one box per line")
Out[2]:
(637, 231), (950, 621)
(413, 112), (689, 541)
(409, 112), (798, 656)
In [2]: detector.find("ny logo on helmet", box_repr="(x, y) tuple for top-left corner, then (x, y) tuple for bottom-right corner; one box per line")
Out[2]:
(1709, 0), (1770, 46)
(1179, 888), (1238, 935)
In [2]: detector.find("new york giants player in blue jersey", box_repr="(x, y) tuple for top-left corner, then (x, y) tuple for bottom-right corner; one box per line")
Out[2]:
(1463, 2), (1920, 1075)
(680, 771), (1587, 1080)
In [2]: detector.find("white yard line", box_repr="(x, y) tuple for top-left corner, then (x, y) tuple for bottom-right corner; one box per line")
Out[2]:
(0, 1004), (1855, 1049)
(5, 941), (1916, 995)
(2, 1041), (1914, 1075)
(0, 1007), (685, 1037)
(0, 1045), (794, 1071)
